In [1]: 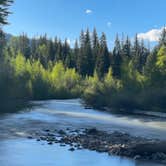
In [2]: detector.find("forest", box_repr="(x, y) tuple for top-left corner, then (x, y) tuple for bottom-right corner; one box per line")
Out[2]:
(1, 0), (166, 112)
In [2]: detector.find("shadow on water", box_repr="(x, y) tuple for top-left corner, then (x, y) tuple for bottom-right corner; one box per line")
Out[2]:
(0, 100), (34, 114)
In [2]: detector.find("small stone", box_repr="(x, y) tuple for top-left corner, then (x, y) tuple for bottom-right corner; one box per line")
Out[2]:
(48, 142), (53, 145)
(58, 130), (66, 135)
(69, 148), (75, 151)
(27, 136), (33, 139)
(60, 144), (66, 147)
(86, 128), (98, 135)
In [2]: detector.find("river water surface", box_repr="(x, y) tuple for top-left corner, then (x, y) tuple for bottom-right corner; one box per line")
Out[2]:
(0, 99), (166, 166)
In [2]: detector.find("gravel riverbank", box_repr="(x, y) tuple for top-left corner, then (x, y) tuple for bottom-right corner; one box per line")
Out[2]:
(28, 128), (166, 164)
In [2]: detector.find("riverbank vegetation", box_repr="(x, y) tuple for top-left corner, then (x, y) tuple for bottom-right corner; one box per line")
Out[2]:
(1, 0), (166, 112)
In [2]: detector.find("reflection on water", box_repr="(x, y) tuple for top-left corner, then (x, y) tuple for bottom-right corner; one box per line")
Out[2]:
(0, 100), (32, 114)
(0, 139), (163, 166)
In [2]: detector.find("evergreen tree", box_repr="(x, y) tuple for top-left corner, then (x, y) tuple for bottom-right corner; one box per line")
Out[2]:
(122, 36), (131, 59)
(18, 33), (31, 59)
(84, 29), (93, 75)
(56, 39), (63, 61)
(159, 27), (166, 46)
(0, 29), (5, 58)
(132, 34), (142, 71)
(62, 39), (70, 62)
(92, 28), (100, 69)
(112, 34), (122, 78)
(0, 0), (13, 26)
(48, 39), (55, 61)
(30, 37), (38, 59)
(54, 37), (59, 61)
(139, 40), (149, 71)
(96, 32), (110, 78)
(77, 30), (85, 75)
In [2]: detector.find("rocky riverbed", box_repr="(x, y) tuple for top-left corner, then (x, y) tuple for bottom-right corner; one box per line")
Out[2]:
(27, 128), (166, 164)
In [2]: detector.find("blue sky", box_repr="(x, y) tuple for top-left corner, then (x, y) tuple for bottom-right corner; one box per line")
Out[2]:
(4, 0), (166, 47)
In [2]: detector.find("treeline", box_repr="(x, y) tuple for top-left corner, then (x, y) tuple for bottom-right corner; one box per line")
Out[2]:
(84, 29), (166, 112)
(1, 28), (166, 112)
(4, 29), (150, 79)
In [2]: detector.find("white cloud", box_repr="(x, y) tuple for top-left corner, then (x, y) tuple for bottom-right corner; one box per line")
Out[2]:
(66, 39), (71, 45)
(85, 9), (92, 14)
(107, 22), (112, 27)
(138, 27), (166, 42)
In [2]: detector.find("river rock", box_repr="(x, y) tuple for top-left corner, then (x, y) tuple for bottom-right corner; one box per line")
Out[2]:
(69, 147), (75, 151)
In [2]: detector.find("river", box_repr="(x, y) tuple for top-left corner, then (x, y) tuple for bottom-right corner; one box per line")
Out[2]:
(0, 99), (165, 166)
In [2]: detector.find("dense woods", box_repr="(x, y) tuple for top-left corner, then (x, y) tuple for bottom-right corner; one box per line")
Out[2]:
(1, 0), (166, 112)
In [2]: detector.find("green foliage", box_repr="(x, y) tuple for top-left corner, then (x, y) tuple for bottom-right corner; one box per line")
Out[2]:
(156, 46), (166, 73)
(0, 0), (13, 26)
(50, 61), (82, 98)
(1, 5), (166, 113)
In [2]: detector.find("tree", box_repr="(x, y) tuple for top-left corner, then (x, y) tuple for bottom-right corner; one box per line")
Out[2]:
(77, 29), (93, 76)
(48, 39), (55, 61)
(18, 33), (31, 59)
(96, 32), (110, 78)
(139, 40), (149, 71)
(66, 39), (79, 69)
(132, 34), (142, 71)
(62, 39), (70, 62)
(77, 30), (84, 74)
(84, 29), (93, 76)
(159, 27), (166, 46)
(0, 29), (5, 57)
(0, 0), (13, 26)
(36, 44), (49, 68)
(122, 36), (131, 59)
(112, 34), (122, 78)
(30, 37), (38, 59)
(92, 28), (100, 69)
(156, 45), (166, 74)
(0, 0), (13, 58)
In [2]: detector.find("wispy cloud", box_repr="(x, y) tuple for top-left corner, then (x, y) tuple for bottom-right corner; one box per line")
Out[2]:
(138, 27), (165, 42)
(85, 9), (93, 14)
(107, 22), (112, 28)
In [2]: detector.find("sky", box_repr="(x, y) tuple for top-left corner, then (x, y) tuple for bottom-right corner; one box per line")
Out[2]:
(4, 0), (166, 47)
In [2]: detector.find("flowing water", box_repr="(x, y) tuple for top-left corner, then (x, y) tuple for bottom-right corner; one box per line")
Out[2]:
(0, 99), (166, 166)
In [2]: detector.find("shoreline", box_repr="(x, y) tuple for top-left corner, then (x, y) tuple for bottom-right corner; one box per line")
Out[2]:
(28, 127), (166, 164)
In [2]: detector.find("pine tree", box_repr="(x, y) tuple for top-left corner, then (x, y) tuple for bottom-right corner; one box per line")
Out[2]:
(139, 40), (149, 71)
(92, 28), (100, 72)
(0, 0), (13, 26)
(84, 29), (93, 75)
(112, 34), (122, 78)
(62, 39), (70, 62)
(144, 47), (157, 78)
(122, 36), (131, 59)
(73, 39), (79, 69)
(56, 39), (63, 61)
(0, 29), (5, 58)
(96, 32), (110, 78)
(132, 34), (142, 71)
(48, 40), (55, 61)
(19, 33), (31, 59)
(159, 27), (166, 46)
(54, 37), (59, 61)
(30, 37), (38, 59)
